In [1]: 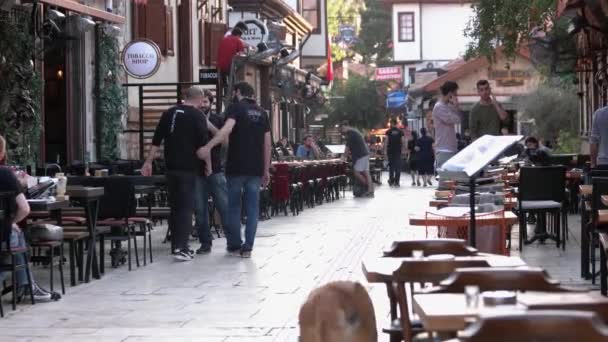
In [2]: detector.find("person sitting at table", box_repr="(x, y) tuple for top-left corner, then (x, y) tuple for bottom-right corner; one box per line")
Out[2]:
(0, 135), (60, 302)
(276, 137), (294, 157)
(296, 135), (322, 160)
(521, 136), (551, 166)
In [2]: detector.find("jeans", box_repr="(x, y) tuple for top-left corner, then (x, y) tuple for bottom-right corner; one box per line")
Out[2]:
(194, 173), (229, 248)
(388, 154), (402, 184)
(226, 175), (262, 251)
(166, 171), (197, 251)
(0, 227), (30, 287)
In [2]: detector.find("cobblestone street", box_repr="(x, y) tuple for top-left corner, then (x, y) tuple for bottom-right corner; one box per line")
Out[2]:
(0, 175), (595, 341)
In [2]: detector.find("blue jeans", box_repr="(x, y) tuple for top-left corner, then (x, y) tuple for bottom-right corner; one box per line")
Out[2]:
(226, 175), (262, 251)
(195, 173), (229, 248)
(0, 227), (30, 287)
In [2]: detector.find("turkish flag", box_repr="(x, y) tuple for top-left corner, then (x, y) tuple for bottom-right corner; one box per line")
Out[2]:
(326, 35), (334, 82)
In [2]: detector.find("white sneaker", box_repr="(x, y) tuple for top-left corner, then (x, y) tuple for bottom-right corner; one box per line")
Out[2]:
(173, 249), (193, 262)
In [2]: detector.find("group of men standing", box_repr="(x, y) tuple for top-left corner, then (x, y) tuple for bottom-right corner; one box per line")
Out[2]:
(142, 82), (271, 261)
(383, 79), (512, 187)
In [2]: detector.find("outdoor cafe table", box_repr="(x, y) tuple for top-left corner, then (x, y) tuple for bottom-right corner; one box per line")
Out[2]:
(409, 211), (519, 227)
(27, 198), (70, 223)
(413, 291), (608, 332)
(362, 255), (526, 283)
(66, 186), (104, 282)
(429, 198), (517, 210)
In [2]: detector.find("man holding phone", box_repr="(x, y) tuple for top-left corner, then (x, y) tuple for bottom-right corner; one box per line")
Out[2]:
(432, 81), (461, 170)
(469, 80), (510, 140)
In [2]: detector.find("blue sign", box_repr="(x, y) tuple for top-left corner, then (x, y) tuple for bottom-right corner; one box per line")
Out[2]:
(386, 91), (408, 108)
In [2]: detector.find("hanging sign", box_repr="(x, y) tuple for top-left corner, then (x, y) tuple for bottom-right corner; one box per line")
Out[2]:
(386, 91), (408, 108)
(121, 39), (161, 79)
(375, 66), (403, 81)
(228, 19), (268, 47)
(199, 68), (219, 85)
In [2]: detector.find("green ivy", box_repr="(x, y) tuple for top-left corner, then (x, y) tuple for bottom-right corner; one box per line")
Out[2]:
(465, 0), (556, 61)
(97, 25), (126, 161)
(0, 10), (42, 167)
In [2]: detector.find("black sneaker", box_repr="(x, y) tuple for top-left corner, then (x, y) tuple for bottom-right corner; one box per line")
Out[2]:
(227, 247), (241, 257)
(173, 249), (193, 262)
(196, 246), (211, 254)
(240, 249), (252, 258)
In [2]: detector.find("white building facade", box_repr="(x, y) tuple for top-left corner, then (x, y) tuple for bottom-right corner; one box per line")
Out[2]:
(382, 0), (473, 85)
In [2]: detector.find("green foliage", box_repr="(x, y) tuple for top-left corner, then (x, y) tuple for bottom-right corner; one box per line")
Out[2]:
(554, 129), (580, 154)
(465, 0), (556, 61)
(515, 80), (579, 150)
(327, 0), (363, 62)
(0, 11), (42, 166)
(97, 26), (126, 161)
(326, 75), (385, 129)
(354, 0), (392, 65)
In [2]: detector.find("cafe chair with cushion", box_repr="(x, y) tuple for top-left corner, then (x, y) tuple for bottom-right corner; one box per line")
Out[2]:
(366, 258), (489, 342)
(516, 166), (566, 251)
(435, 267), (576, 293)
(91, 177), (145, 270)
(599, 232), (608, 296)
(589, 177), (608, 286)
(383, 239), (478, 258)
(455, 311), (608, 342)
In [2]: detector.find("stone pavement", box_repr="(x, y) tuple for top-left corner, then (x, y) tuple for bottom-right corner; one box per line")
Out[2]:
(0, 174), (595, 341)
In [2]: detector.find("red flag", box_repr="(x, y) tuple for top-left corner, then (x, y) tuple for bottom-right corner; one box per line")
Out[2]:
(326, 35), (334, 82)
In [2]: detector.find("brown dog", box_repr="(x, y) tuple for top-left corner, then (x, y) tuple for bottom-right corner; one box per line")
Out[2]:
(299, 281), (378, 342)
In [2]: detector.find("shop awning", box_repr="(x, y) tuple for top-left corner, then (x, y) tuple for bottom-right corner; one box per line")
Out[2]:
(40, 0), (125, 24)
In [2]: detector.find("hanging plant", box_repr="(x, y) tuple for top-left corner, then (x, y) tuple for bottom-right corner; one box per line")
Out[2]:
(0, 9), (42, 167)
(97, 24), (126, 161)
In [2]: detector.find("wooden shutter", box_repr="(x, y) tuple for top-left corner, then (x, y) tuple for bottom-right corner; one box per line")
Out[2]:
(145, 0), (167, 55)
(132, 3), (146, 39)
(206, 22), (227, 66)
(166, 6), (174, 56)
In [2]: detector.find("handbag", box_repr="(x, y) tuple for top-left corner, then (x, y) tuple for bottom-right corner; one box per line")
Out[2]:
(26, 224), (63, 242)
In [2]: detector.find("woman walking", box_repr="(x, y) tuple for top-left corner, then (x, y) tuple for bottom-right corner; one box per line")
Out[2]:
(407, 131), (420, 186)
(417, 128), (435, 187)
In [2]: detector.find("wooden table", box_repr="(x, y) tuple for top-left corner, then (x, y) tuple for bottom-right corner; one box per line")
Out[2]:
(413, 292), (608, 332)
(429, 198), (517, 210)
(409, 211), (518, 227)
(362, 255), (526, 283)
(67, 186), (104, 282)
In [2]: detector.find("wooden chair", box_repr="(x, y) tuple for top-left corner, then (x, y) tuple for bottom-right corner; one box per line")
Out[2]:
(599, 232), (608, 296)
(456, 311), (608, 342)
(435, 267), (576, 293)
(386, 259), (490, 342)
(383, 239), (477, 257)
(590, 177), (608, 286)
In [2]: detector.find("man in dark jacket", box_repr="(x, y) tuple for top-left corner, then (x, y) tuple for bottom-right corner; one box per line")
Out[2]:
(142, 87), (211, 261)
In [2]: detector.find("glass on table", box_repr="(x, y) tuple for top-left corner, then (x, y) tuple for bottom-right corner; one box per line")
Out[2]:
(465, 285), (480, 308)
(411, 250), (424, 259)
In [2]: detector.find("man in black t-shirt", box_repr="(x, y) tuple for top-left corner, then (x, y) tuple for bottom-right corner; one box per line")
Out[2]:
(340, 121), (373, 197)
(384, 118), (406, 187)
(193, 90), (230, 254)
(142, 87), (211, 262)
(198, 82), (271, 258)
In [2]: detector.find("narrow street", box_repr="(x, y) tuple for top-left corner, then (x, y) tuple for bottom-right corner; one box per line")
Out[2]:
(0, 178), (433, 341)
(0, 175), (593, 341)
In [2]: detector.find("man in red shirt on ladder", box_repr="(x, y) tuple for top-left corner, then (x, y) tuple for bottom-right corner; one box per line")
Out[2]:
(217, 22), (250, 101)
